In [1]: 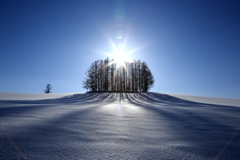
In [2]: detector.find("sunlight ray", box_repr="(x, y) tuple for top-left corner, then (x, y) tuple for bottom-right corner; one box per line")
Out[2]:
(103, 31), (118, 53)
(120, 29), (129, 53)
(125, 39), (157, 56)
(98, 24), (159, 70)
(94, 49), (112, 57)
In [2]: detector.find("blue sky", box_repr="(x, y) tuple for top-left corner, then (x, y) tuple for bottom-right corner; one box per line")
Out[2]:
(0, 0), (240, 98)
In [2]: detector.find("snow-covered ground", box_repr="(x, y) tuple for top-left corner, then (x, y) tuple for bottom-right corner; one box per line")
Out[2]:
(0, 92), (240, 159)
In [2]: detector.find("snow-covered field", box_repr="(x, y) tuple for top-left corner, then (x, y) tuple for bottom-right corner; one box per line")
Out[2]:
(0, 92), (240, 159)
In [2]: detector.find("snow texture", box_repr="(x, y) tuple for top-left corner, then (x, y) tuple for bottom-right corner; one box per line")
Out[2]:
(0, 92), (240, 160)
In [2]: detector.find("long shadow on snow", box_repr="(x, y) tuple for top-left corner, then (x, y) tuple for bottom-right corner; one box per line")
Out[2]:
(125, 92), (240, 159)
(125, 93), (240, 128)
(0, 92), (116, 105)
(128, 92), (240, 112)
(0, 98), (109, 159)
(0, 93), (117, 118)
(126, 92), (240, 130)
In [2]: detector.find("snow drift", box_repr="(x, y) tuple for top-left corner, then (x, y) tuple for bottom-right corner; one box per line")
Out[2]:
(0, 92), (240, 159)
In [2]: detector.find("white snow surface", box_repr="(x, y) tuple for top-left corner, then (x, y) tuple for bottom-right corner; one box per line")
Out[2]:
(0, 92), (75, 100)
(167, 93), (240, 107)
(0, 92), (240, 159)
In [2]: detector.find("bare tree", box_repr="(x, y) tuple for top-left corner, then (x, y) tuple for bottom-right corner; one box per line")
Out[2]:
(83, 58), (154, 92)
(44, 84), (52, 93)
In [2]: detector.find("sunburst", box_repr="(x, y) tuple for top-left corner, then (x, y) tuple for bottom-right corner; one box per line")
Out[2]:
(95, 25), (156, 70)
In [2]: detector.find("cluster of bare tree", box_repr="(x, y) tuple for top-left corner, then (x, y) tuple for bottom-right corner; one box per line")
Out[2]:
(83, 58), (154, 92)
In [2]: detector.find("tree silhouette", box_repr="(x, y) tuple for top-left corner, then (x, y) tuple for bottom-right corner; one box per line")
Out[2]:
(83, 58), (154, 92)
(44, 84), (52, 93)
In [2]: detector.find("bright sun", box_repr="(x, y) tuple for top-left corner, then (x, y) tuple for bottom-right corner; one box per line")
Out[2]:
(113, 51), (128, 66)
(98, 21), (156, 69)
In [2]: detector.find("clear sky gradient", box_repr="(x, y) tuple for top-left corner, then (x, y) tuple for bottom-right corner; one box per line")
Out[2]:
(0, 0), (240, 98)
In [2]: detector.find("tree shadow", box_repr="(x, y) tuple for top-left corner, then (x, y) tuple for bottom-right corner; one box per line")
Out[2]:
(125, 92), (240, 159)
(0, 92), (120, 159)
(0, 98), (107, 159)
(1, 92), (240, 159)
(0, 92), (117, 118)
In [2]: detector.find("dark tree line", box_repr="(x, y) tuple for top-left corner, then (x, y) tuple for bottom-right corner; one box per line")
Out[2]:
(83, 58), (154, 92)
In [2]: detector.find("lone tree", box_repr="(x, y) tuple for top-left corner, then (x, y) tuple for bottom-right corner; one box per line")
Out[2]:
(44, 84), (52, 93)
(83, 58), (154, 92)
